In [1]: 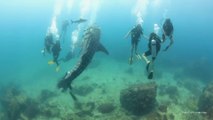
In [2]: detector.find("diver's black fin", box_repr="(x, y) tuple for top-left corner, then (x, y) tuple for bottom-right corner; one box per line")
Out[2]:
(97, 43), (109, 55)
(148, 72), (153, 79)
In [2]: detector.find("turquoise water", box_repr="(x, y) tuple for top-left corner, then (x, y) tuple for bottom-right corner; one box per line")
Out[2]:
(0, 0), (213, 120)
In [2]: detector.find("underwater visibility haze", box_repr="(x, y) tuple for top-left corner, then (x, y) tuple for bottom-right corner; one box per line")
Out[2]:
(0, 0), (213, 120)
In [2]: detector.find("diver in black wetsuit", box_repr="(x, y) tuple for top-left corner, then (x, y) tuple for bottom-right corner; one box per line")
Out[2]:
(162, 18), (174, 51)
(52, 40), (61, 66)
(125, 24), (144, 65)
(42, 33), (55, 56)
(142, 32), (162, 79)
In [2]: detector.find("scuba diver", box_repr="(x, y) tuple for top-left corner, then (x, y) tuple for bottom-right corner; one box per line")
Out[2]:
(124, 24), (144, 65)
(41, 33), (55, 56)
(142, 32), (162, 79)
(52, 40), (61, 66)
(48, 40), (61, 72)
(42, 30), (62, 71)
(162, 18), (174, 51)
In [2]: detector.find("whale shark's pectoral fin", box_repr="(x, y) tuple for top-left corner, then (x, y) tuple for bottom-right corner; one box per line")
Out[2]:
(96, 43), (109, 55)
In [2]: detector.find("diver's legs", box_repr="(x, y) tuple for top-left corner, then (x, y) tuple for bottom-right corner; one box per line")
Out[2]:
(147, 59), (154, 79)
(53, 53), (61, 71)
(129, 44), (134, 65)
(142, 53), (150, 64)
(164, 35), (174, 51)
(134, 41), (138, 55)
(134, 42), (142, 60)
(53, 54), (59, 66)
(162, 34), (166, 42)
(169, 35), (174, 46)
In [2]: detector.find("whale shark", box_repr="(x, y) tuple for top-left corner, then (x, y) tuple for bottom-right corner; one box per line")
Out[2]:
(57, 26), (109, 92)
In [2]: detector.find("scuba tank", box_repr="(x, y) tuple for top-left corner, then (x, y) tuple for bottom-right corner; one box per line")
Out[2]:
(151, 39), (157, 60)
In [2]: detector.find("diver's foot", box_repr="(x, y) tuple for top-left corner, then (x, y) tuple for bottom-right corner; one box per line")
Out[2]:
(48, 60), (55, 65)
(128, 57), (133, 65)
(148, 71), (153, 79)
(56, 66), (60, 72)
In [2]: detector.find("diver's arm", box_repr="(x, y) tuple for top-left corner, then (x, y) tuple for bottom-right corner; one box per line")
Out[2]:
(124, 31), (131, 39)
(163, 37), (173, 51)
(142, 35), (149, 40)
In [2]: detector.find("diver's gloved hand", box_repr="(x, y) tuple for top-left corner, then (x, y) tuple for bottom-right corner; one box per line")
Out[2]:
(56, 66), (60, 72)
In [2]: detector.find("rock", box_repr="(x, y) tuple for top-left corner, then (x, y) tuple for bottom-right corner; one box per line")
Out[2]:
(120, 83), (157, 115)
(38, 89), (57, 102)
(74, 101), (96, 117)
(97, 103), (115, 114)
(198, 82), (213, 119)
(120, 82), (157, 115)
(158, 85), (179, 103)
(0, 85), (40, 120)
(39, 101), (60, 118)
(158, 104), (167, 113)
(141, 103), (175, 120)
(72, 85), (94, 96)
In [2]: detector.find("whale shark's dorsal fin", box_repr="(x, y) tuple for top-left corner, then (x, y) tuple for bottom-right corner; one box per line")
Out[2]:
(96, 43), (109, 55)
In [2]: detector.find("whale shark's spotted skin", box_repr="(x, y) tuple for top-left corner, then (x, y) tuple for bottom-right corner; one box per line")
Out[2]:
(57, 26), (109, 92)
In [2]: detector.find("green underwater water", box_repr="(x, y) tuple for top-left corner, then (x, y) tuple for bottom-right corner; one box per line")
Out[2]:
(0, 0), (213, 120)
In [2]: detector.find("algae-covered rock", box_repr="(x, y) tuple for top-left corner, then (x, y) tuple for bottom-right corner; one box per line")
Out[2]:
(97, 103), (115, 114)
(0, 85), (40, 120)
(198, 82), (213, 119)
(120, 82), (157, 115)
(38, 89), (58, 102)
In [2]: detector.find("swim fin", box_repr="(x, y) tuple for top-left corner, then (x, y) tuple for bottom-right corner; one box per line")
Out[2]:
(48, 60), (55, 65)
(148, 72), (153, 79)
(56, 66), (60, 72)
